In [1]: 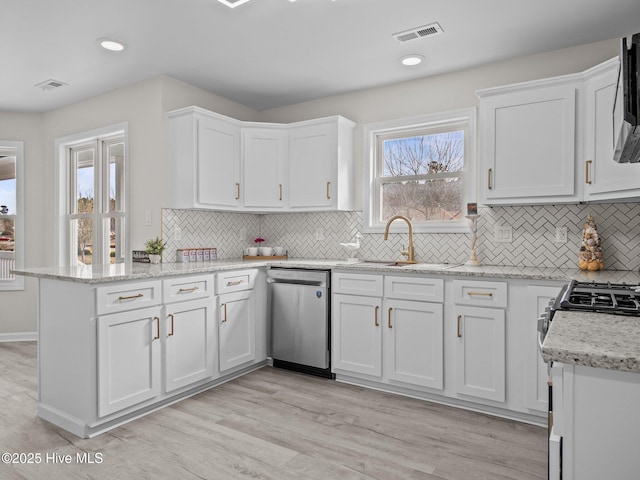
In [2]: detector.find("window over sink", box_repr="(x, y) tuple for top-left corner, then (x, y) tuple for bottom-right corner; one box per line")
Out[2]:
(363, 108), (476, 233)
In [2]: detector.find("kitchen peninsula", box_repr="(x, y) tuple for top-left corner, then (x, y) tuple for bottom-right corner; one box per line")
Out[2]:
(13, 260), (640, 438)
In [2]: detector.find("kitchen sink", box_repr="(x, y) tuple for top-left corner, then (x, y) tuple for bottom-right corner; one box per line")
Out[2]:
(357, 261), (461, 270)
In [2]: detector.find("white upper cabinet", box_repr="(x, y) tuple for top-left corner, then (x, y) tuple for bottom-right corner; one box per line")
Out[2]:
(242, 126), (287, 209)
(477, 57), (640, 205)
(168, 107), (242, 210)
(288, 116), (356, 211)
(478, 79), (579, 205)
(168, 107), (355, 212)
(583, 58), (640, 201)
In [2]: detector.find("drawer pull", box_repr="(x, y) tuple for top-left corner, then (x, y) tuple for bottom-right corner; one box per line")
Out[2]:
(168, 313), (174, 337)
(235, 183), (240, 200)
(279, 184), (283, 201)
(226, 280), (243, 287)
(118, 293), (144, 301)
(374, 306), (379, 327)
(457, 315), (462, 338)
(467, 291), (493, 297)
(326, 181), (331, 200)
(388, 307), (393, 329)
(178, 286), (199, 293)
(488, 168), (493, 190)
(153, 317), (160, 340)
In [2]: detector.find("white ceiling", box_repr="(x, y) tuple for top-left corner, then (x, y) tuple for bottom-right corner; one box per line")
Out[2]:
(3, 0), (640, 113)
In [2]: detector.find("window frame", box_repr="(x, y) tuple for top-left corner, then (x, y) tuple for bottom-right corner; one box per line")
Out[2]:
(0, 140), (24, 291)
(362, 108), (476, 234)
(55, 123), (129, 267)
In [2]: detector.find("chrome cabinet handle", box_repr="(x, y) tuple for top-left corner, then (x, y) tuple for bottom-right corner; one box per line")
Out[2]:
(279, 184), (283, 201)
(488, 168), (493, 190)
(326, 181), (331, 200)
(235, 182), (240, 200)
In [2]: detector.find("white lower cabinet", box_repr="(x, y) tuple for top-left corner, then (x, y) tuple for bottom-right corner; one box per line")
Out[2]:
(332, 293), (382, 377)
(453, 305), (505, 402)
(164, 297), (216, 393)
(384, 298), (443, 389)
(218, 290), (256, 372)
(97, 306), (162, 417)
(332, 272), (444, 391)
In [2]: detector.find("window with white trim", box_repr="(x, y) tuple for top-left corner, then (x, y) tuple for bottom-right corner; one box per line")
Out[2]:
(56, 124), (128, 266)
(0, 141), (24, 290)
(363, 108), (476, 233)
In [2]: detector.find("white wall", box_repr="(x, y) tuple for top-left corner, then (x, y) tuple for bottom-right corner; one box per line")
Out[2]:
(0, 113), (43, 337)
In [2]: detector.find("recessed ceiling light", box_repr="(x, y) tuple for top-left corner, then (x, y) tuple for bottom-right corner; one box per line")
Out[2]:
(216, 0), (253, 7)
(401, 54), (424, 66)
(98, 38), (125, 52)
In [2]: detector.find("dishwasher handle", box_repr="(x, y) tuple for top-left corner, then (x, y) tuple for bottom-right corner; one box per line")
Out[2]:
(266, 278), (326, 287)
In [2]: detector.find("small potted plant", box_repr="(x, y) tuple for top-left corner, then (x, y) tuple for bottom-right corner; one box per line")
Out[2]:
(145, 236), (167, 264)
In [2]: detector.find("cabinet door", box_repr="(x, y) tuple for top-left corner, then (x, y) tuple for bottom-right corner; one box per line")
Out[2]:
(331, 293), (382, 377)
(384, 299), (443, 390)
(584, 60), (640, 200)
(454, 305), (505, 402)
(197, 115), (241, 208)
(97, 306), (162, 417)
(288, 123), (336, 209)
(479, 84), (577, 204)
(164, 298), (216, 393)
(525, 285), (562, 412)
(218, 290), (255, 372)
(242, 128), (286, 209)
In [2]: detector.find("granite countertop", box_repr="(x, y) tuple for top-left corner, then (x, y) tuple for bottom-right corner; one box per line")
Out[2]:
(542, 310), (640, 373)
(11, 257), (640, 284)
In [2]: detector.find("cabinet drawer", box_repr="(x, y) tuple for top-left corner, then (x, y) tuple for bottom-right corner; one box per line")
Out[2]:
(216, 269), (258, 294)
(452, 279), (507, 308)
(332, 272), (383, 297)
(163, 274), (215, 304)
(96, 280), (162, 315)
(384, 276), (443, 303)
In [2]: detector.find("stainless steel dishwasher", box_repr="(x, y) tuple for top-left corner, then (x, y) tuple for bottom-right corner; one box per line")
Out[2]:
(267, 268), (333, 379)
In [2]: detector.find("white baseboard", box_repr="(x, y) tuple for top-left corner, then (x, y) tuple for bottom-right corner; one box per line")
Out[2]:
(0, 332), (37, 342)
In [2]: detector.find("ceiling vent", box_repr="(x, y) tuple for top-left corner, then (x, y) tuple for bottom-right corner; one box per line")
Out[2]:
(215, 0), (253, 8)
(393, 22), (444, 43)
(34, 79), (68, 91)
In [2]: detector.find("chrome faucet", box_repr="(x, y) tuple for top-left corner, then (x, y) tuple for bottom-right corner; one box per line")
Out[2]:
(384, 215), (416, 264)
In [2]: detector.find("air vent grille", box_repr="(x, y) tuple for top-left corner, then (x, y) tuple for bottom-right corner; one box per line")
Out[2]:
(34, 79), (68, 90)
(393, 22), (444, 43)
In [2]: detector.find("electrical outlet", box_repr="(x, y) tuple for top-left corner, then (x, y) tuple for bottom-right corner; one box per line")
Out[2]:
(555, 226), (568, 244)
(494, 225), (513, 243)
(315, 228), (325, 241)
(174, 226), (181, 242)
(144, 210), (152, 226)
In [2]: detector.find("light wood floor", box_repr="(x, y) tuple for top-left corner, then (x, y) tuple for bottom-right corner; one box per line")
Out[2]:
(0, 342), (546, 479)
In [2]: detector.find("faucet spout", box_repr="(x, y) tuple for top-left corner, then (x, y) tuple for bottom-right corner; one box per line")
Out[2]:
(383, 215), (416, 264)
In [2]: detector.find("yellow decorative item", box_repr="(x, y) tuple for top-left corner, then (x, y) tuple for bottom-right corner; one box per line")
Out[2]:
(577, 215), (604, 271)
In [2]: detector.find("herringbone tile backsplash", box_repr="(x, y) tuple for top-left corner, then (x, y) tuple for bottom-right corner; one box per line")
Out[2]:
(163, 203), (640, 271)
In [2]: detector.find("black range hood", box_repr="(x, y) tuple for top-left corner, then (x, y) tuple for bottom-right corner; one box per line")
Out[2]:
(613, 33), (640, 163)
